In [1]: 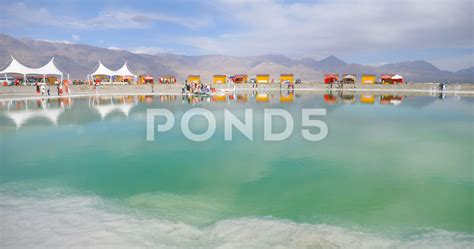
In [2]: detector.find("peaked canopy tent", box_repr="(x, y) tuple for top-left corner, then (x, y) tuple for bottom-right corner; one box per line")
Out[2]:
(391, 74), (404, 84)
(88, 61), (137, 84)
(0, 56), (64, 84)
(342, 74), (356, 84)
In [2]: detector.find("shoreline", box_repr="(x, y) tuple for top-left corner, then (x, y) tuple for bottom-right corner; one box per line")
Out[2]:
(0, 83), (473, 101)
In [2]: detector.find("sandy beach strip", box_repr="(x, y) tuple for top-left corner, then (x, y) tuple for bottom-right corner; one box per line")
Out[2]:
(0, 83), (473, 101)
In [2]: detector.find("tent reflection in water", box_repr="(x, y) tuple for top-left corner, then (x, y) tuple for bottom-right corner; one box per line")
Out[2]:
(3, 99), (64, 128)
(236, 94), (248, 102)
(380, 95), (404, 105)
(360, 95), (375, 104)
(324, 93), (338, 104)
(341, 92), (356, 104)
(256, 93), (270, 102)
(0, 56), (64, 84)
(279, 93), (294, 103)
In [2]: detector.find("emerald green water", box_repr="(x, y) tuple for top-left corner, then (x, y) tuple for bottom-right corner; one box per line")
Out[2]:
(0, 93), (473, 248)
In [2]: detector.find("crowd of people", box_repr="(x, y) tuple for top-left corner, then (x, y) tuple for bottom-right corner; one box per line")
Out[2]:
(34, 81), (70, 96)
(182, 81), (213, 95)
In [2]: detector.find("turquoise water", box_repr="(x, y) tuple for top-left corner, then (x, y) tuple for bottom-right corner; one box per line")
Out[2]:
(0, 93), (473, 248)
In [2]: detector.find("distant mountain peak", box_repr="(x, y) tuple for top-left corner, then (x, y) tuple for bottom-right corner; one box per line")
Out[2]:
(319, 55), (346, 65)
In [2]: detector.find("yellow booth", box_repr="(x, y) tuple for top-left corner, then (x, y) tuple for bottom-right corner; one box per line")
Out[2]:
(361, 74), (376, 84)
(256, 74), (270, 84)
(280, 74), (294, 84)
(187, 75), (201, 84)
(213, 75), (227, 84)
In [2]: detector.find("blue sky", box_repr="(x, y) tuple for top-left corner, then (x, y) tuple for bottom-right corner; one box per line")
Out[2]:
(1, 0), (473, 71)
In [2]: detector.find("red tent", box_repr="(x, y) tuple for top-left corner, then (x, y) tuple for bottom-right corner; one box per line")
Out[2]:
(324, 74), (339, 84)
(381, 74), (393, 84)
(143, 75), (154, 84)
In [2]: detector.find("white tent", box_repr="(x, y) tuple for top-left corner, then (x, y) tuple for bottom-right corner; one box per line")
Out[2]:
(0, 56), (64, 83)
(115, 62), (134, 76)
(90, 61), (115, 77)
(392, 74), (403, 80)
(0, 56), (34, 75)
(36, 58), (65, 76)
(89, 61), (136, 84)
(343, 74), (356, 80)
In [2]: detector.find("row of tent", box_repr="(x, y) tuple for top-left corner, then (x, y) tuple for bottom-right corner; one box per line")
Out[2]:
(324, 73), (404, 84)
(1, 57), (404, 85)
(87, 61), (136, 83)
(186, 74), (296, 84)
(0, 56), (137, 84)
(0, 56), (65, 82)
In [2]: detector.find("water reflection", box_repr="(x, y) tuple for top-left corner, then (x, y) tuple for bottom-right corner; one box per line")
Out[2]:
(90, 96), (138, 119)
(0, 92), (469, 129)
(0, 98), (72, 128)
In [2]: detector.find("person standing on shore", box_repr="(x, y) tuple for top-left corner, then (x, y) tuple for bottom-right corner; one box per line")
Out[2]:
(40, 84), (45, 95)
(151, 82), (154, 93)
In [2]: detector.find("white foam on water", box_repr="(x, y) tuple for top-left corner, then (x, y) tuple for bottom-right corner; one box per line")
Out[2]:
(0, 190), (472, 249)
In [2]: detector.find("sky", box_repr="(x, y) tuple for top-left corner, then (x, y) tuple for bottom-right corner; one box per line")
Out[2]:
(1, 0), (472, 71)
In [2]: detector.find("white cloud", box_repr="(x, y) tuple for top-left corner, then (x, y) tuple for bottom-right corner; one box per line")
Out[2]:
(4, 2), (211, 30)
(129, 46), (173, 55)
(107, 47), (125, 51)
(72, 34), (80, 41)
(34, 39), (73, 44)
(182, 0), (472, 59)
(429, 53), (474, 72)
(106, 46), (171, 55)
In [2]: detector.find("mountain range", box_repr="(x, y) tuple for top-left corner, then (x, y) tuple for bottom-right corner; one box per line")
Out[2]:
(0, 34), (472, 83)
